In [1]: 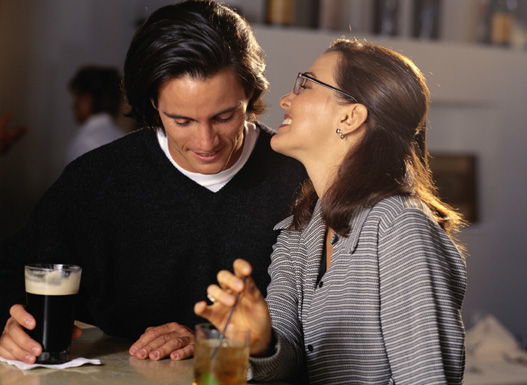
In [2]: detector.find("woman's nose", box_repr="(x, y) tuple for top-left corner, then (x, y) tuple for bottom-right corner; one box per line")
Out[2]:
(279, 92), (293, 110)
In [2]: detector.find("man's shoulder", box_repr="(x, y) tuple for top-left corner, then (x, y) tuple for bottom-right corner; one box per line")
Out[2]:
(62, 128), (160, 181)
(73, 128), (154, 161)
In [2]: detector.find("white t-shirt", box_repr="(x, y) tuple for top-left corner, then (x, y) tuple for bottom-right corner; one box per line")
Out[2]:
(156, 121), (260, 192)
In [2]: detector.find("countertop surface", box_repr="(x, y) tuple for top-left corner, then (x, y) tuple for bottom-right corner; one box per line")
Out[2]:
(1, 324), (525, 385)
(0, 326), (289, 385)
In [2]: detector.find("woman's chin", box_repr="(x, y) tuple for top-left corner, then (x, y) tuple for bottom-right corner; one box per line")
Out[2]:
(270, 134), (286, 155)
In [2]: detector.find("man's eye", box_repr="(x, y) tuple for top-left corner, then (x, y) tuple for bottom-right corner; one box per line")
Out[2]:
(215, 114), (234, 123)
(174, 120), (191, 127)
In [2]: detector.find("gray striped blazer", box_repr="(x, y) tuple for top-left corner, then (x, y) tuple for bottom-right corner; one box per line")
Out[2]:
(250, 195), (467, 385)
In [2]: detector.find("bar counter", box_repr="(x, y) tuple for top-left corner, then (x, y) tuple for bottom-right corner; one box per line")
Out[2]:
(0, 326), (290, 385)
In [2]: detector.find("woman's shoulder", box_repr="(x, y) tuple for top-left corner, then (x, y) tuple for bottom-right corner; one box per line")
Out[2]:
(370, 195), (432, 219)
(359, 195), (436, 233)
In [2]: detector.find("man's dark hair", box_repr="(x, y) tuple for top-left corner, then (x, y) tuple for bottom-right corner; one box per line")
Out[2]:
(123, 0), (268, 129)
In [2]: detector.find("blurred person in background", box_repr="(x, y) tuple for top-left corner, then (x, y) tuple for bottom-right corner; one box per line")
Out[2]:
(66, 65), (125, 164)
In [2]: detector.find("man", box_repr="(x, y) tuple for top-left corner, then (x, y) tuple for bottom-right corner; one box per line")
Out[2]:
(0, 0), (305, 364)
(66, 65), (125, 164)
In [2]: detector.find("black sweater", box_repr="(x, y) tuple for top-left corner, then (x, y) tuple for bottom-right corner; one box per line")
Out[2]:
(0, 127), (306, 339)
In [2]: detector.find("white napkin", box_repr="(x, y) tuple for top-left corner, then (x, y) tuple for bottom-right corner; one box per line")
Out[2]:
(0, 356), (101, 370)
(466, 314), (527, 364)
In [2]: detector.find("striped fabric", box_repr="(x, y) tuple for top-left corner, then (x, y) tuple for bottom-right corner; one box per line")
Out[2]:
(250, 195), (467, 385)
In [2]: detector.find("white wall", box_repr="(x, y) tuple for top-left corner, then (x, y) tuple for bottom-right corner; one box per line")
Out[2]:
(1, 0), (526, 346)
(255, 26), (527, 344)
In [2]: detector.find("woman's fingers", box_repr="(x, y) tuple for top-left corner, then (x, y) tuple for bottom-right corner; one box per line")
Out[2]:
(207, 284), (237, 307)
(233, 258), (252, 277)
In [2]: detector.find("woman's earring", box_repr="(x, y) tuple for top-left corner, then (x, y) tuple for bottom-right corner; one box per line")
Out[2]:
(336, 128), (345, 140)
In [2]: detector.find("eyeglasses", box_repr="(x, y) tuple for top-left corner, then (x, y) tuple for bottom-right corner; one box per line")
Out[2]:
(293, 72), (358, 103)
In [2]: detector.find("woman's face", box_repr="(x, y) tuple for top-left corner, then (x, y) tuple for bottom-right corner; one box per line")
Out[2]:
(271, 52), (347, 168)
(155, 69), (250, 174)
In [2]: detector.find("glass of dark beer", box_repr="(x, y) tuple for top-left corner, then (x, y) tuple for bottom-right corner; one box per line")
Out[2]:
(24, 264), (82, 364)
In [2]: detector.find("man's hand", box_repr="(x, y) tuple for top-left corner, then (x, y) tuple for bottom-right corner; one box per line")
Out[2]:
(0, 305), (40, 364)
(0, 305), (83, 364)
(129, 322), (194, 361)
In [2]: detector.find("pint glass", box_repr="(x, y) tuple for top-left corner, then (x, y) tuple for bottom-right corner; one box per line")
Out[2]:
(24, 264), (82, 364)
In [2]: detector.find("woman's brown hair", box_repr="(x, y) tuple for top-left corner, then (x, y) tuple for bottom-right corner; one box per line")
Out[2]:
(290, 39), (465, 243)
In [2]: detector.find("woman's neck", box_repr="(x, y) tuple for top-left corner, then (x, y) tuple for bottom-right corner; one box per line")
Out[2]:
(305, 163), (337, 200)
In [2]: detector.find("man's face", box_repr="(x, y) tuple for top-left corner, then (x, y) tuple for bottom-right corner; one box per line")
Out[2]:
(155, 69), (251, 174)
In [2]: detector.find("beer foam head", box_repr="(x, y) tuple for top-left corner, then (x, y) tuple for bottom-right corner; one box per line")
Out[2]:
(25, 265), (82, 295)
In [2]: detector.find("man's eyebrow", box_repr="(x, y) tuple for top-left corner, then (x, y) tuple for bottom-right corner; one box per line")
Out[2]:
(161, 103), (243, 120)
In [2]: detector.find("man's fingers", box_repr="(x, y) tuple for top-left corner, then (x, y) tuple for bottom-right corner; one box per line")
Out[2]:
(148, 335), (194, 360)
(132, 334), (192, 360)
(170, 341), (195, 360)
(2, 316), (42, 356)
(0, 343), (17, 361)
(129, 324), (170, 355)
(0, 330), (38, 364)
(72, 326), (83, 340)
(9, 305), (35, 330)
(129, 323), (193, 360)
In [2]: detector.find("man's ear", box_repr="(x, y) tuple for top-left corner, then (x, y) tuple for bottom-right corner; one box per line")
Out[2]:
(338, 104), (368, 136)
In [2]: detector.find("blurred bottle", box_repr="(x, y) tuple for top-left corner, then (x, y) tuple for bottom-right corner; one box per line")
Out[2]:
(489, 0), (514, 46)
(413, 0), (442, 40)
(373, 0), (399, 36)
(295, 0), (320, 29)
(319, 0), (375, 33)
(319, 0), (350, 31)
(266, 0), (295, 26)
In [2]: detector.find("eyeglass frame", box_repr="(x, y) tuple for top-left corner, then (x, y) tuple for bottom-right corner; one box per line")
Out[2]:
(293, 72), (358, 103)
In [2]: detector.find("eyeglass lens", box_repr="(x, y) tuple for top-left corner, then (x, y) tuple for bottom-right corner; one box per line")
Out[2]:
(293, 73), (303, 95)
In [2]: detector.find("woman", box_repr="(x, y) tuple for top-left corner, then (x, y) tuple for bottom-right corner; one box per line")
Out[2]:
(195, 39), (467, 385)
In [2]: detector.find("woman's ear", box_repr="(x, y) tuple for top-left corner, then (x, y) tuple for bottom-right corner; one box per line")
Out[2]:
(150, 98), (158, 110)
(338, 104), (368, 136)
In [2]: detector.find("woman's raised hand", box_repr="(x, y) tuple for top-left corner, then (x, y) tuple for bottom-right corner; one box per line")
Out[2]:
(194, 259), (273, 356)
